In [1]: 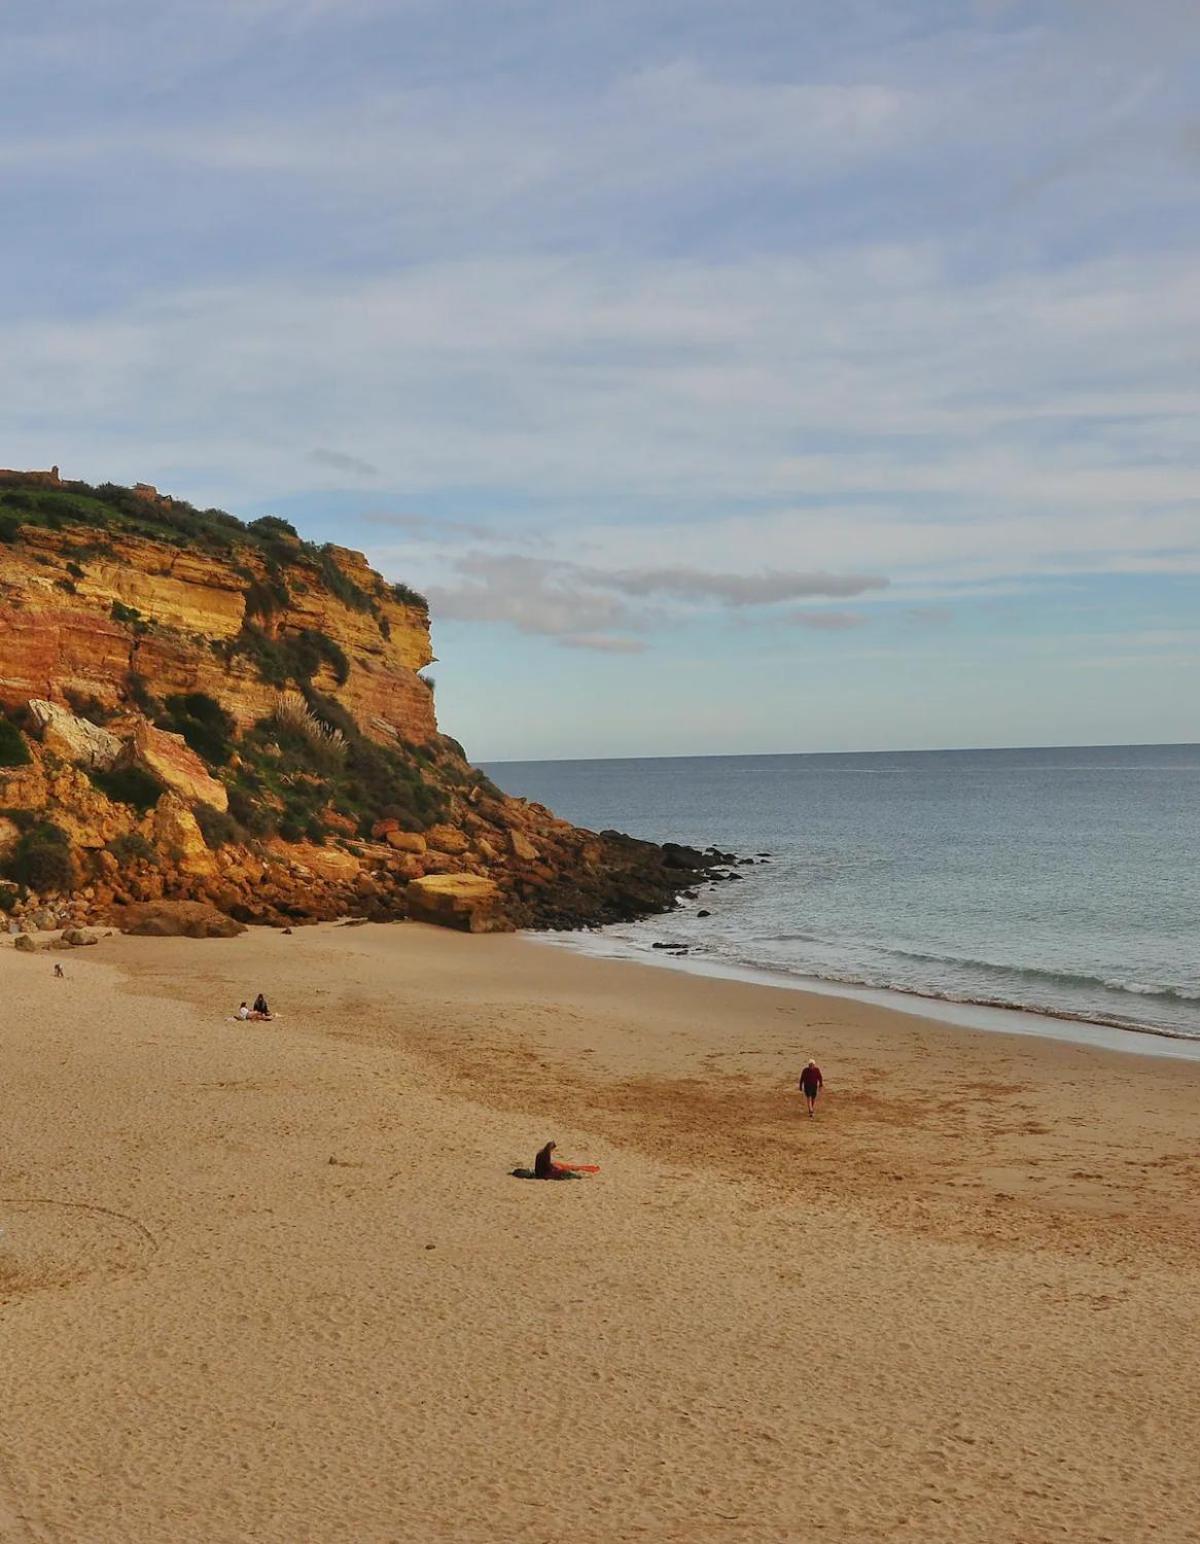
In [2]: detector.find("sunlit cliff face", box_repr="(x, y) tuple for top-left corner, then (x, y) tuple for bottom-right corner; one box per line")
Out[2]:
(0, 479), (721, 932)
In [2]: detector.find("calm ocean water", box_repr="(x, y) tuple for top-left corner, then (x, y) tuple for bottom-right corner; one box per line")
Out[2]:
(484, 745), (1200, 1047)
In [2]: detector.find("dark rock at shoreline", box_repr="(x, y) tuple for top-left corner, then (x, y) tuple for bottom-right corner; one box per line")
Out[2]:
(509, 830), (732, 932)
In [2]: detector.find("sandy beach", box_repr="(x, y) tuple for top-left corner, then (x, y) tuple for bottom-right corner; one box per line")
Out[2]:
(2, 922), (1198, 1543)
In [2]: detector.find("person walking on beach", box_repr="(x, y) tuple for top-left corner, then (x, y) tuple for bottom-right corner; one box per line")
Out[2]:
(798, 1060), (823, 1118)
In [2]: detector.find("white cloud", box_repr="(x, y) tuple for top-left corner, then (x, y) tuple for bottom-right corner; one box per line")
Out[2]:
(1, 0), (1197, 686)
(423, 552), (889, 646)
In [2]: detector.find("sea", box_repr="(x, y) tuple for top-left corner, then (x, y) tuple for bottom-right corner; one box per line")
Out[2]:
(484, 745), (1200, 1056)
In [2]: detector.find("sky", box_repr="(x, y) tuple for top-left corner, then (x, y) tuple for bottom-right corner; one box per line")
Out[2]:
(3, 0), (1199, 761)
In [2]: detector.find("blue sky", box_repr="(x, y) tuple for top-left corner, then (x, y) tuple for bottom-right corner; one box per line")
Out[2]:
(3, 0), (1198, 759)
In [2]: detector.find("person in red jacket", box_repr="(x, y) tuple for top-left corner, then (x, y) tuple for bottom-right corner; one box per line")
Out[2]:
(798, 1060), (824, 1117)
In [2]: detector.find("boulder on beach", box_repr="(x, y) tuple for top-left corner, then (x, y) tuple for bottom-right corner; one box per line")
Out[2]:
(61, 927), (100, 946)
(406, 874), (512, 933)
(114, 900), (246, 939)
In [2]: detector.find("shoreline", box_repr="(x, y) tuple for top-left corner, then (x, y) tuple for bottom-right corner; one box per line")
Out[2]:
(3, 922), (1199, 1541)
(531, 925), (1200, 1062)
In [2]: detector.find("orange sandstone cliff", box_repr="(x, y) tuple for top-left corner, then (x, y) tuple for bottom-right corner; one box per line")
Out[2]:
(0, 473), (723, 935)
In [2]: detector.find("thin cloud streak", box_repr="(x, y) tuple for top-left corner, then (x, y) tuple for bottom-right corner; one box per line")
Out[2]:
(425, 552), (890, 645)
(308, 447), (379, 476)
(789, 610), (867, 630)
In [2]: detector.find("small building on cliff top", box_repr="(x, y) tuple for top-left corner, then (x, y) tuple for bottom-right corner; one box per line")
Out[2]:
(0, 466), (60, 488)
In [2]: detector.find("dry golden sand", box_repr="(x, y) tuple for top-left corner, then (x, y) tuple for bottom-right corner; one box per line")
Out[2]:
(1, 922), (1198, 1543)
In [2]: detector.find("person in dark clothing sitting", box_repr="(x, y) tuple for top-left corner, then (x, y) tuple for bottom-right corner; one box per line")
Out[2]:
(512, 1140), (582, 1180)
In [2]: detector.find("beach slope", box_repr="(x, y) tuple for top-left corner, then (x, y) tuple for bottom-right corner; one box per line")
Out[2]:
(1, 925), (1197, 1542)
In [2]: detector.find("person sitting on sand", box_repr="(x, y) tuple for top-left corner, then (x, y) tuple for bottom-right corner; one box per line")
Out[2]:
(511, 1141), (585, 1181)
(799, 1059), (824, 1117)
(236, 1002), (251, 1020)
(253, 993), (270, 1017)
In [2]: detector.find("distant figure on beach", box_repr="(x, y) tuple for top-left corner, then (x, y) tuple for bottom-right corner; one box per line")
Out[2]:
(799, 1060), (823, 1117)
(511, 1141), (589, 1181)
(54, 963), (65, 978)
(253, 993), (270, 1016)
(236, 1002), (251, 1020)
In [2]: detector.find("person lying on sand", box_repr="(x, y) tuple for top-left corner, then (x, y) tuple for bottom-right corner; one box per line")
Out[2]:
(799, 1059), (824, 1117)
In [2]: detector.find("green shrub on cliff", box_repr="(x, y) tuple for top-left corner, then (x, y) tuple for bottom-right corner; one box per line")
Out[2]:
(390, 581), (428, 609)
(230, 625), (350, 690)
(193, 804), (240, 850)
(228, 701), (449, 843)
(227, 784), (277, 839)
(160, 692), (237, 766)
(64, 690), (115, 726)
(0, 716), (32, 767)
(125, 672), (164, 718)
(249, 515), (298, 540)
(90, 765), (163, 813)
(317, 547), (373, 613)
(107, 832), (159, 866)
(243, 573), (292, 622)
(4, 820), (73, 892)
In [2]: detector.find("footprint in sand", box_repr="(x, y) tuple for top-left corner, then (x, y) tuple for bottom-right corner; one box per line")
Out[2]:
(0, 1198), (157, 1298)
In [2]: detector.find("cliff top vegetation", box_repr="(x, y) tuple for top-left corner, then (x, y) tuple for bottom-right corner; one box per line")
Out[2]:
(0, 473), (428, 613)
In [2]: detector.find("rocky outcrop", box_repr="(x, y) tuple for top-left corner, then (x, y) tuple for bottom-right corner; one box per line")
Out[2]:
(116, 900), (246, 939)
(28, 699), (121, 768)
(407, 875), (510, 933)
(152, 793), (217, 878)
(0, 471), (729, 935)
(0, 524), (435, 743)
(127, 723), (228, 811)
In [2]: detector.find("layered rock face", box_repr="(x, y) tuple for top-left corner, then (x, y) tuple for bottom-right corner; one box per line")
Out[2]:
(0, 525), (435, 742)
(0, 473), (722, 932)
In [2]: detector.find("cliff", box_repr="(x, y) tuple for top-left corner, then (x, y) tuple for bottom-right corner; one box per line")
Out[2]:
(0, 472), (723, 934)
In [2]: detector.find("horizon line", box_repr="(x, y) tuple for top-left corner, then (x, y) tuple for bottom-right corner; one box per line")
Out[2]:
(481, 740), (1200, 765)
